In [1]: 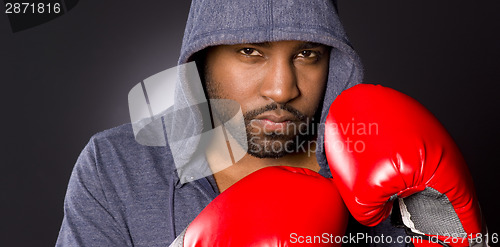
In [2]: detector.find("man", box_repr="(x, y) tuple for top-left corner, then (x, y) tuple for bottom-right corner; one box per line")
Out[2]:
(56, 0), (484, 246)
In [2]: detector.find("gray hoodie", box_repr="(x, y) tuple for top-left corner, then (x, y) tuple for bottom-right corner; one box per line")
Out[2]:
(56, 0), (407, 246)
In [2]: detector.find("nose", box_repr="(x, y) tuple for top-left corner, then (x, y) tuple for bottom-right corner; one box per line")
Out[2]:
(259, 58), (300, 104)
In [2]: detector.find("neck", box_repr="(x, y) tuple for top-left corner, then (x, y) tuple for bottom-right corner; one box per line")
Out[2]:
(206, 140), (320, 193)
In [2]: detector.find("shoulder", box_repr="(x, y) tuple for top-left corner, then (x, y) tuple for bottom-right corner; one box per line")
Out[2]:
(91, 123), (138, 149)
(61, 124), (179, 246)
(77, 123), (177, 179)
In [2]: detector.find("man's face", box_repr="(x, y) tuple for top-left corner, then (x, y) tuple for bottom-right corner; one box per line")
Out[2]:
(204, 40), (330, 158)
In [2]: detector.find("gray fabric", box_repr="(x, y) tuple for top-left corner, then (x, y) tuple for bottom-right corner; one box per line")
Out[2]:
(400, 187), (465, 237)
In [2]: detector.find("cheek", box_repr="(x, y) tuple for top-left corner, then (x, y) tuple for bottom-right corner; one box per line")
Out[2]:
(297, 66), (328, 116)
(205, 59), (269, 124)
(207, 62), (262, 104)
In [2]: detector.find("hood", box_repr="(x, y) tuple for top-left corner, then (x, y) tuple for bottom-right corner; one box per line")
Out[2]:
(171, 0), (363, 179)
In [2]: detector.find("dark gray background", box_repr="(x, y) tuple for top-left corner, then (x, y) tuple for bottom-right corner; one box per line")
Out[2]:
(1, 1), (498, 246)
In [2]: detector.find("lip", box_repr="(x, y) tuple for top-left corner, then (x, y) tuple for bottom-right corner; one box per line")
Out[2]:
(251, 113), (297, 133)
(255, 113), (295, 123)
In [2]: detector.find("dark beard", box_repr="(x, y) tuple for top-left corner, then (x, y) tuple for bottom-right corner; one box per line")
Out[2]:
(244, 103), (316, 158)
(208, 98), (317, 159)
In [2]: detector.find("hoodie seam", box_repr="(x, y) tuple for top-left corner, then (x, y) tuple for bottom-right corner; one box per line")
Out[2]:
(268, 0), (273, 40)
(189, 25), (340, 42)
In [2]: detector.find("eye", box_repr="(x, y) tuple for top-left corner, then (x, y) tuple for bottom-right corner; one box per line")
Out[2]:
(239, 48), (262, 56)
(296, 50), (319, 58)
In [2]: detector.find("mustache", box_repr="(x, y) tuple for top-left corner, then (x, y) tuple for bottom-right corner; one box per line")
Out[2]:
(244, 103), (307, 122)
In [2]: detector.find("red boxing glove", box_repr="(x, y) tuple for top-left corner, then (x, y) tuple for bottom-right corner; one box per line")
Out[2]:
(170, 166), (348, 247)
(324, 84), (486, 246)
